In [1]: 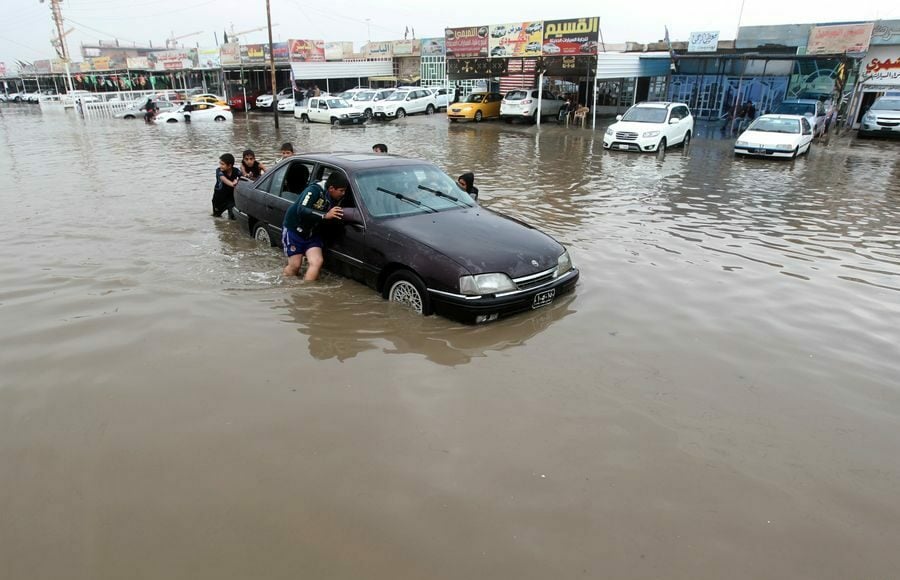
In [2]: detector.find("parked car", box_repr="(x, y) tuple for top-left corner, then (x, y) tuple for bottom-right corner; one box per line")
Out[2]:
(256, 87), (292, 109)
(430, 88), (452, 110)
(773, 99), (827, 137)
(858, 96), (900, 138)
(351, 88), (395, 118)
(114, 100), (178, 119)
(233, 152), (579, 323)
(734, 114), (814, 158)
(155, 103), (232, 123)
(277, 97), (296, 113)
(500, 88), (566, 123)
(603, 102), (693, 152)
(373, 87), (437, 119)
(296, 97), (367, 125)
(228, 90), (263, 111)
(191, 93), (227, 107)
(448, 92), (503, 122)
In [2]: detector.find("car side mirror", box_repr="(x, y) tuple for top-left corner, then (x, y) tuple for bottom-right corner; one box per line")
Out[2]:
(669, 118), (679, 124)
(342, 207), (363, 226)
(615, 114), (623, 121)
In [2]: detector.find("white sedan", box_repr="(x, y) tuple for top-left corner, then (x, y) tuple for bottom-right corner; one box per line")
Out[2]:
(734, 114), (813, 159)
(155, 103), (233, 123)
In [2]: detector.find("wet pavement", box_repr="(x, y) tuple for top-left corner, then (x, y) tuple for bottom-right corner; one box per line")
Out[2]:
(1, 104), (899, 579)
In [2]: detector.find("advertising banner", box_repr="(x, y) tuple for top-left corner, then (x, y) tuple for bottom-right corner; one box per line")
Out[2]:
(489, 22), (543, 58)
(421, 37), (445, 56)
(127, 56), (150, 69)
(364, 41), (393, 58)
(34, 59), (51, 74)
(542, 17), (600, 55)
(50, 59), (68, 73)
(90, 57), (111, 71)
(688, 31), (719, 53)
(324, 42), (344, 61)
(0, 62), (6, 77)
(197, 47), (221, 69)
(393, 39), (420, 56)
(148, 50), (195, 71)
(447, 58), (507, 78)
(862, 46), (900, 86)
(272, 42), (290, 63)
(289, 39), (325, 62)
(807, 23), (874, 55)
(870, 20), (900, 46)
(242, 44), (269, 64)
(445, 26), (489, 58)
(220, 43), (241, 66)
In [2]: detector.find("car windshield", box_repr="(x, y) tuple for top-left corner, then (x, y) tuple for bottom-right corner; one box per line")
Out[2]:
(356, 165), (477, 218)
(385, 91), (408, 102)
(871, 99), (900, 111)
(325, 99), (350, 108)
(775, 103), (815, 116)
(506, 90), (528, 100)
(354, 91), (375, 101)
(747, 118), (800, 134)
(465, 94), (486, 103)
(621, 107), (668, 123)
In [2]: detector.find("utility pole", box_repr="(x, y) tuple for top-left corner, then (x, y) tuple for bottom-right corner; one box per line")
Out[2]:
(45, 0), (74, 94)
(265, 0), (278, 128)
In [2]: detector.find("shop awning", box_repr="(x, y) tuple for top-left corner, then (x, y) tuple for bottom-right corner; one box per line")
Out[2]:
(291, 60), (393, 81)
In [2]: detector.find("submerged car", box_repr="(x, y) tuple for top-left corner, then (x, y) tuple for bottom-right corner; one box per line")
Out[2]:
(447, 92), (503, 122)
(155, 103), (232, 123)
(233, 153), (579, 323)
(734, 114), (813, 158)
(114, 100), (179, 119)
(858, 96), (900, 138)
(603, 102), (693, 152)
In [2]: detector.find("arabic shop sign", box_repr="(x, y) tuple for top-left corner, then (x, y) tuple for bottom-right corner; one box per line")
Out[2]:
(862, 46), (900, 86)
(445, 26), (489, 58)
(220, 43), (241, 66)
(242, 44), (269, 64)
(870, 20), (900, 46)
(420, 37), (445, 56)
(807, 23), (874, 55)
(542, 17), (600, 55)
(489, 22), (543, 58)
(289, 39), (325, 62)
(688, 31), (719, 53)
(197, 47), (221, 69)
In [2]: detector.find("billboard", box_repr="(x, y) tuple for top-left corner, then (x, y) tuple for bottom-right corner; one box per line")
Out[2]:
(807, 23), (874, 55)
(393, 39), (420, 56)
(34, 59), (52, 74)
(272, 42), (290, 63)
(870, 20), (900, 46)
(289, 39), (325, 62)
(242, 44), (269, 64)
(197, 47), (221, 69)
(324, 42), (348, 61)
(365, 41), (393, 58)
(220, 43), (240, 66)
(421, 37), (445, 56)
(445, 26), (489, 58)
(148, 50), (195, 71)
(0, 62), (6, 77)
(688, 31), (719, 53)
(489, 22), (543, 58)
(542, 17), (600, 55)
(862, 46), (900, 86)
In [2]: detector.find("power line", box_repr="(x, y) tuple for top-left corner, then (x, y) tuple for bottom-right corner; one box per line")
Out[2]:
(65, 17), (140, 45)
(0, 32), (50, 56)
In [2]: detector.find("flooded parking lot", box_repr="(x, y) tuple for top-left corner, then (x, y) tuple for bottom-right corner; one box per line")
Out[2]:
(1, 105), (899, 579)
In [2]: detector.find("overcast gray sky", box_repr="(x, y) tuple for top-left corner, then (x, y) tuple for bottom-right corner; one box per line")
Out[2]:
(2, 0), (899, 68)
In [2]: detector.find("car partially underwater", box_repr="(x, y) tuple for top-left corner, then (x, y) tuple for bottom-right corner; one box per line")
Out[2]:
(233, 152), (579, 323)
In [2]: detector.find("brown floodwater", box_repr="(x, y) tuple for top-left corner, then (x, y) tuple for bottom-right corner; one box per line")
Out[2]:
(1, 104), (899, 579)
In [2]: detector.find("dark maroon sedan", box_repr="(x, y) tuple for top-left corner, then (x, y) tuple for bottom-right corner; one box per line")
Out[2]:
(227, 89), (263, 111)
(233, 153), (579, 323)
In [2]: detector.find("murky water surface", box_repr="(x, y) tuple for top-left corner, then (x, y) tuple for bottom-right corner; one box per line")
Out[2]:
(1, 105), (899, 579)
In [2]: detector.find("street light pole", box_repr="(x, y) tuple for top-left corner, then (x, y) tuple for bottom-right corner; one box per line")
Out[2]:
(265, 0), (279, 128)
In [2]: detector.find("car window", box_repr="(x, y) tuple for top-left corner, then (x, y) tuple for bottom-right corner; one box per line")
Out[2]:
(669, 107), (682, 121)
(801, 118), (812, 135)
(319, 101), (328, 110)
(622, 107), (668, 123)
(355, 165), (476, 218)
(309, 98), (318, 108)
(506, 90), (527, 100)
(310, 165), (355, 208)
(259, 163), (289, 194)
(677, 106), (690, 118)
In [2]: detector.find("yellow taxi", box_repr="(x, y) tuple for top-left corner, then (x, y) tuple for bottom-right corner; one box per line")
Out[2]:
(190, 93), (228, 107)
(447, 92), (503, 122)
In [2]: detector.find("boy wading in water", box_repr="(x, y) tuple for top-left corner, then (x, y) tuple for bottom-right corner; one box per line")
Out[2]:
(213, 153), (242, 219)
(282, 172), (348, 281)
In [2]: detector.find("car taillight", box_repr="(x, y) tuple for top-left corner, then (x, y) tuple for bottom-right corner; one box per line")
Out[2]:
(522, 99), (532, 104)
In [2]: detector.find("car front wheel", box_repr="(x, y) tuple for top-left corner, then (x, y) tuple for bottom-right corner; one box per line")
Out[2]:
(253, 223), (273, 246)
(384, 270), (431, 315)
(426, 104), (435, 115)
(474, 110), (483, 122)
(657, 137), (667, 151)
(396, 108), (407, 119)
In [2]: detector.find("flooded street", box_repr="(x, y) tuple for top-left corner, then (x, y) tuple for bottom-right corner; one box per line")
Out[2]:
(1, 105), (899, 578)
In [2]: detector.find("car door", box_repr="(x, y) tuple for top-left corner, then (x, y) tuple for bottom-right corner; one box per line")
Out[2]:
(800, 118), (813, 151)
(313, 164), (371, 283)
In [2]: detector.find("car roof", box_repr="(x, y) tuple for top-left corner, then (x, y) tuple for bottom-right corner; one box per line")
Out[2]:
(291, 152), (436, 171)
(756, 114), (804, 121)
(633, 101), (682, 109)
(780, 99), (818, 105)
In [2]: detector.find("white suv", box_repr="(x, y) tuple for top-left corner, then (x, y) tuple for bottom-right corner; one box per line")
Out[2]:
(373, 87), (437, 119)
(603, 102), (694, 152)
(256, 87), (292, 109)
(500, 89), (566, 123)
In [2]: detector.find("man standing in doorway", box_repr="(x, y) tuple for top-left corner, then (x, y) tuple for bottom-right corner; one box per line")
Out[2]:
(282, 172), (348, 281)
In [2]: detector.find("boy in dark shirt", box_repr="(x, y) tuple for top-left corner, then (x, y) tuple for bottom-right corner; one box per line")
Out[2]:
(212, 153), (242, 219)
(282, 172), (348, 280)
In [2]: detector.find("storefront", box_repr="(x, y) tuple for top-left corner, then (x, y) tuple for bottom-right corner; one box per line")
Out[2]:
(848, 20), (900, 126)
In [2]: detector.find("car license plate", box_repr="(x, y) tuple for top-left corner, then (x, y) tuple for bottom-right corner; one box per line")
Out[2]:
(617, 144), (629, 150)
(532, 289), (555, 309)
(882, 127), (892, 131)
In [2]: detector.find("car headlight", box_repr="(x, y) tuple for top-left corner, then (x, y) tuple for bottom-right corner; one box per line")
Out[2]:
(463, 106), (472, 111)
(605, 128), (613, 136)
(863, 112), (875, 122)
(643, 131), (660, 138)
(735, 140), (749, 147)
(340, 114), (348, 118)
(459, 273), (517, 295)
(776, 144), (793, 151)
(556, 250), (572, 277)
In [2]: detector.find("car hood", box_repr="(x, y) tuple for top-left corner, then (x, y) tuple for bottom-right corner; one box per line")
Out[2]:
(378, 208), (564, 278)
(609, 120), (665, 133)
(738, 130), (801, 145)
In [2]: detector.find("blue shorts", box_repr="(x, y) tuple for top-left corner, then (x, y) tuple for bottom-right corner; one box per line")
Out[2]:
(282, 228), (323, 257)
